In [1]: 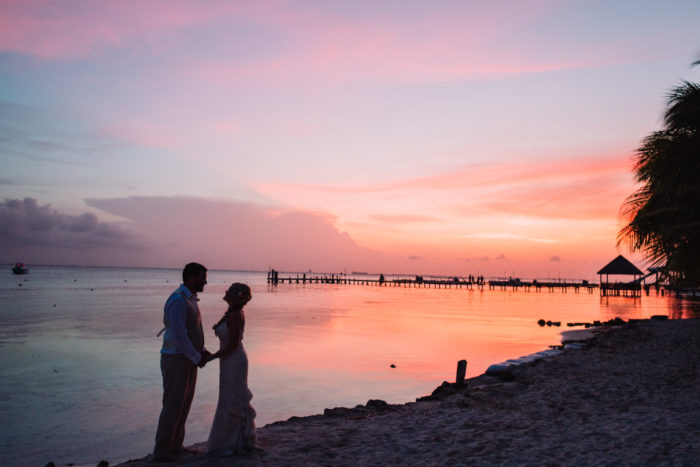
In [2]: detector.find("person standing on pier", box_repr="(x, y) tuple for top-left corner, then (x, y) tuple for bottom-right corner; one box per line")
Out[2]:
(154, 262), (212, 462)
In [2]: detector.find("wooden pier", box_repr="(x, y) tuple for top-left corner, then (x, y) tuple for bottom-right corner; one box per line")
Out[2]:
(488, 280), (598, 293)
(600, 282), (642, 297)
(268, 274), (484, 289)
(266, 272), (598, 293)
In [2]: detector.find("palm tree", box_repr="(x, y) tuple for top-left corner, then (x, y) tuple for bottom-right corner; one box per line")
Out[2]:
(618, 58), (700, 286)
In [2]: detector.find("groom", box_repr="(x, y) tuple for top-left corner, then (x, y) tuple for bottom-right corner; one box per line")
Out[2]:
(153, 262), (213, 462)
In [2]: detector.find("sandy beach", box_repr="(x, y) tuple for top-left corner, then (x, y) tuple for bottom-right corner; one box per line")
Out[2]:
(120, 318), (699, 466)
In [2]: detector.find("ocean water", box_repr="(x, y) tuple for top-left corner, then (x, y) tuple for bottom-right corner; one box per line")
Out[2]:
(0, 266), (697, 466)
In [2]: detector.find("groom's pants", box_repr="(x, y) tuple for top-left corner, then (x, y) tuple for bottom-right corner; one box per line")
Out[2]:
(154, 354), (198, 458)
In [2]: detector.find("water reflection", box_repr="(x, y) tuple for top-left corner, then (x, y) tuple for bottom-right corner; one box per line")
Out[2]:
(599, 296), (643, 320)
(0, 267), (696, 466)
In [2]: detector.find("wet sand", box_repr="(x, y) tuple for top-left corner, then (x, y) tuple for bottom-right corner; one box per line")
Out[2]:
(120, 318), (699, 466)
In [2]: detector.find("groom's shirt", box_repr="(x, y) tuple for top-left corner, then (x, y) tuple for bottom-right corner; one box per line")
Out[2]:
(161, 284), (206, 365)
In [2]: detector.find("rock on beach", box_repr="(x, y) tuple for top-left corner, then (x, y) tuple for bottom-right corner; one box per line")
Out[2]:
(120, 319), (700, 466)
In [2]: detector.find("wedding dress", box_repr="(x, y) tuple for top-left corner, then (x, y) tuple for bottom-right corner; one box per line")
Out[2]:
(206, 318), (256, 455)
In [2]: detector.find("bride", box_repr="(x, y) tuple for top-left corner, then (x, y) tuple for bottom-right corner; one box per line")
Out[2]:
(206, 282), (257, 456)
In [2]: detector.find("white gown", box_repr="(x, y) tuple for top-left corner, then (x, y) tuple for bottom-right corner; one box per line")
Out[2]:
(206, 319), (257, 455)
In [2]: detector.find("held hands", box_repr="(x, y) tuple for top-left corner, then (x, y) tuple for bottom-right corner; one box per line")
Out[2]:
(197, 350), (213, 368)
(197, 350), (221, 368)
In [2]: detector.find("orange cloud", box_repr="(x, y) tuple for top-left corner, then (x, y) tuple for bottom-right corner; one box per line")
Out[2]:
(251, 152), (635, 274)
(480, 172), (631, 220)
(255, 153), (631, 196)
(369, 214), (442, 224)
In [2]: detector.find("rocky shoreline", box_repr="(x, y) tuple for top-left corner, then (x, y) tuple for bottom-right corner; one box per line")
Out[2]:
(118, 318), (700, 466)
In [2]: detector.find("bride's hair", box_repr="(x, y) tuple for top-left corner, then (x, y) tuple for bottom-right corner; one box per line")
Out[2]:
(229, 282), (252, 303)
(214, 282), (251, 329)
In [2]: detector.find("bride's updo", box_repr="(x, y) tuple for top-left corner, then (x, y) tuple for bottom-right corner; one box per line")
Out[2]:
(229, 282), (251, 306)
(214, 282), (252, 329)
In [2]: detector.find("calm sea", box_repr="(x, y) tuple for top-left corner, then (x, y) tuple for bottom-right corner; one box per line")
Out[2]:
(1, 266), (697, 466)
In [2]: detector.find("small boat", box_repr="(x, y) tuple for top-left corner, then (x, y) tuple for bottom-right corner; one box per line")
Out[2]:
(12, 262), (29, 274)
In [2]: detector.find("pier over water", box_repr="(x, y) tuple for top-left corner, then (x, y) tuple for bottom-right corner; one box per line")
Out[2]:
(266, 270), (598, 293)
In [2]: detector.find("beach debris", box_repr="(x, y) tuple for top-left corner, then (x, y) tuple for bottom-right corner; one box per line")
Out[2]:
(18, 283), (22, 286)
(366, 399), (389, 409)
(417, 380), (471, 401)
(97, 460), (109, 467)
(561, 329), (595, 344)
(323, 399), (394, 419)
(44, 463), (55, 467)
(537, 319), (561, 327)
(390, 363), (396, 368)
(486, 348), (564, 382)
(54, 369), (58, 373)
(456, 360), (467, 387)
(564, 342), (588, 350)
(485, 363), (514, 381)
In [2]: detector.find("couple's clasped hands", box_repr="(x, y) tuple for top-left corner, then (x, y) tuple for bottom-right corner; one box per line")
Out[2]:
(197, 350), (220, 368)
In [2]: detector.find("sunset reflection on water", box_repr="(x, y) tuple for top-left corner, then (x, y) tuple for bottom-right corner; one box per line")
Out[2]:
(235, 280), (697, 428)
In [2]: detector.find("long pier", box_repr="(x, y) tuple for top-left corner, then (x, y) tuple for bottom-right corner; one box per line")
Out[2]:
(266, 270), (696, 297)
(269, 274), (483, 289)
(266, 272), (597, 293)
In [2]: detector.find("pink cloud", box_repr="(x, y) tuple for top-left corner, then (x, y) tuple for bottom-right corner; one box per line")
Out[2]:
(83, 196), (384, 272)
(255, 153), (632, 196)
(0, 0), (275, 60)
(182, 1), (586, 88)
(1, 0), (593, 85)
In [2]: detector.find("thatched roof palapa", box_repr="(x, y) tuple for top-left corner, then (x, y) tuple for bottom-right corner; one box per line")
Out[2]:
(597, 255), (643, 276)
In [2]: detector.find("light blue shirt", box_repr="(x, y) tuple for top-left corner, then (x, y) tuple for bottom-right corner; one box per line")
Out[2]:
(160, 284), (206, 364)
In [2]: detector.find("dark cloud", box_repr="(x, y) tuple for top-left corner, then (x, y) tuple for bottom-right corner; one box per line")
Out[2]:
(549, 255), (561, 262)
(0, 197), (133, 248)
(0, 196), (420, 271)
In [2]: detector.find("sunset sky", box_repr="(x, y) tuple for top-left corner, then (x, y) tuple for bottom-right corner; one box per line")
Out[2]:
(1, 0), (698, 278)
